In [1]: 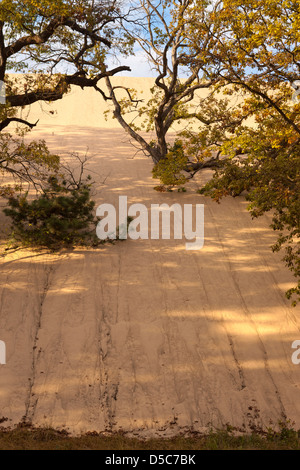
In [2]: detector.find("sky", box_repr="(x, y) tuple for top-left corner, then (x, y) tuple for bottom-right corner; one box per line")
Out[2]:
(106, 50), (157, 77)
(10, 44), (158, 78)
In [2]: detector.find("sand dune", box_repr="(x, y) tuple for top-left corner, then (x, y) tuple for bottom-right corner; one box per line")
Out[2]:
(0, 106), (299, 436)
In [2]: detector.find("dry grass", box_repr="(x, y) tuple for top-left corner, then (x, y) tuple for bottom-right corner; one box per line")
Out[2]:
(0, 425), (299, 450)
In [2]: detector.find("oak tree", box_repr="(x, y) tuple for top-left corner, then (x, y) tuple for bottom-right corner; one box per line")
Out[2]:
(188, 0), (300, 304)
(0, 0), (131, 189)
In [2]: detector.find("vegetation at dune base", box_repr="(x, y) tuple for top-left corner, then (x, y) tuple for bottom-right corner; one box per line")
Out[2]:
(0, 423), (300, 450)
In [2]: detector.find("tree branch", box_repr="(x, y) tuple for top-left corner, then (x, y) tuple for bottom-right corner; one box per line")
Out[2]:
(0, 117), (39, 132)
(7, 66), (131, 107)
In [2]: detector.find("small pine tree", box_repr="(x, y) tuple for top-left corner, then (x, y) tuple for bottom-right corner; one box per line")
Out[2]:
(3, 174), (100, 249)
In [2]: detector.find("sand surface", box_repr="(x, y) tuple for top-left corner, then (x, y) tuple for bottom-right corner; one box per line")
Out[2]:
(0, 90), (300, 436)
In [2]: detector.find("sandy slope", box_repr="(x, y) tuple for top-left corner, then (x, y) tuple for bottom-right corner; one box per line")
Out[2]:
(0, 123), (300, 437)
